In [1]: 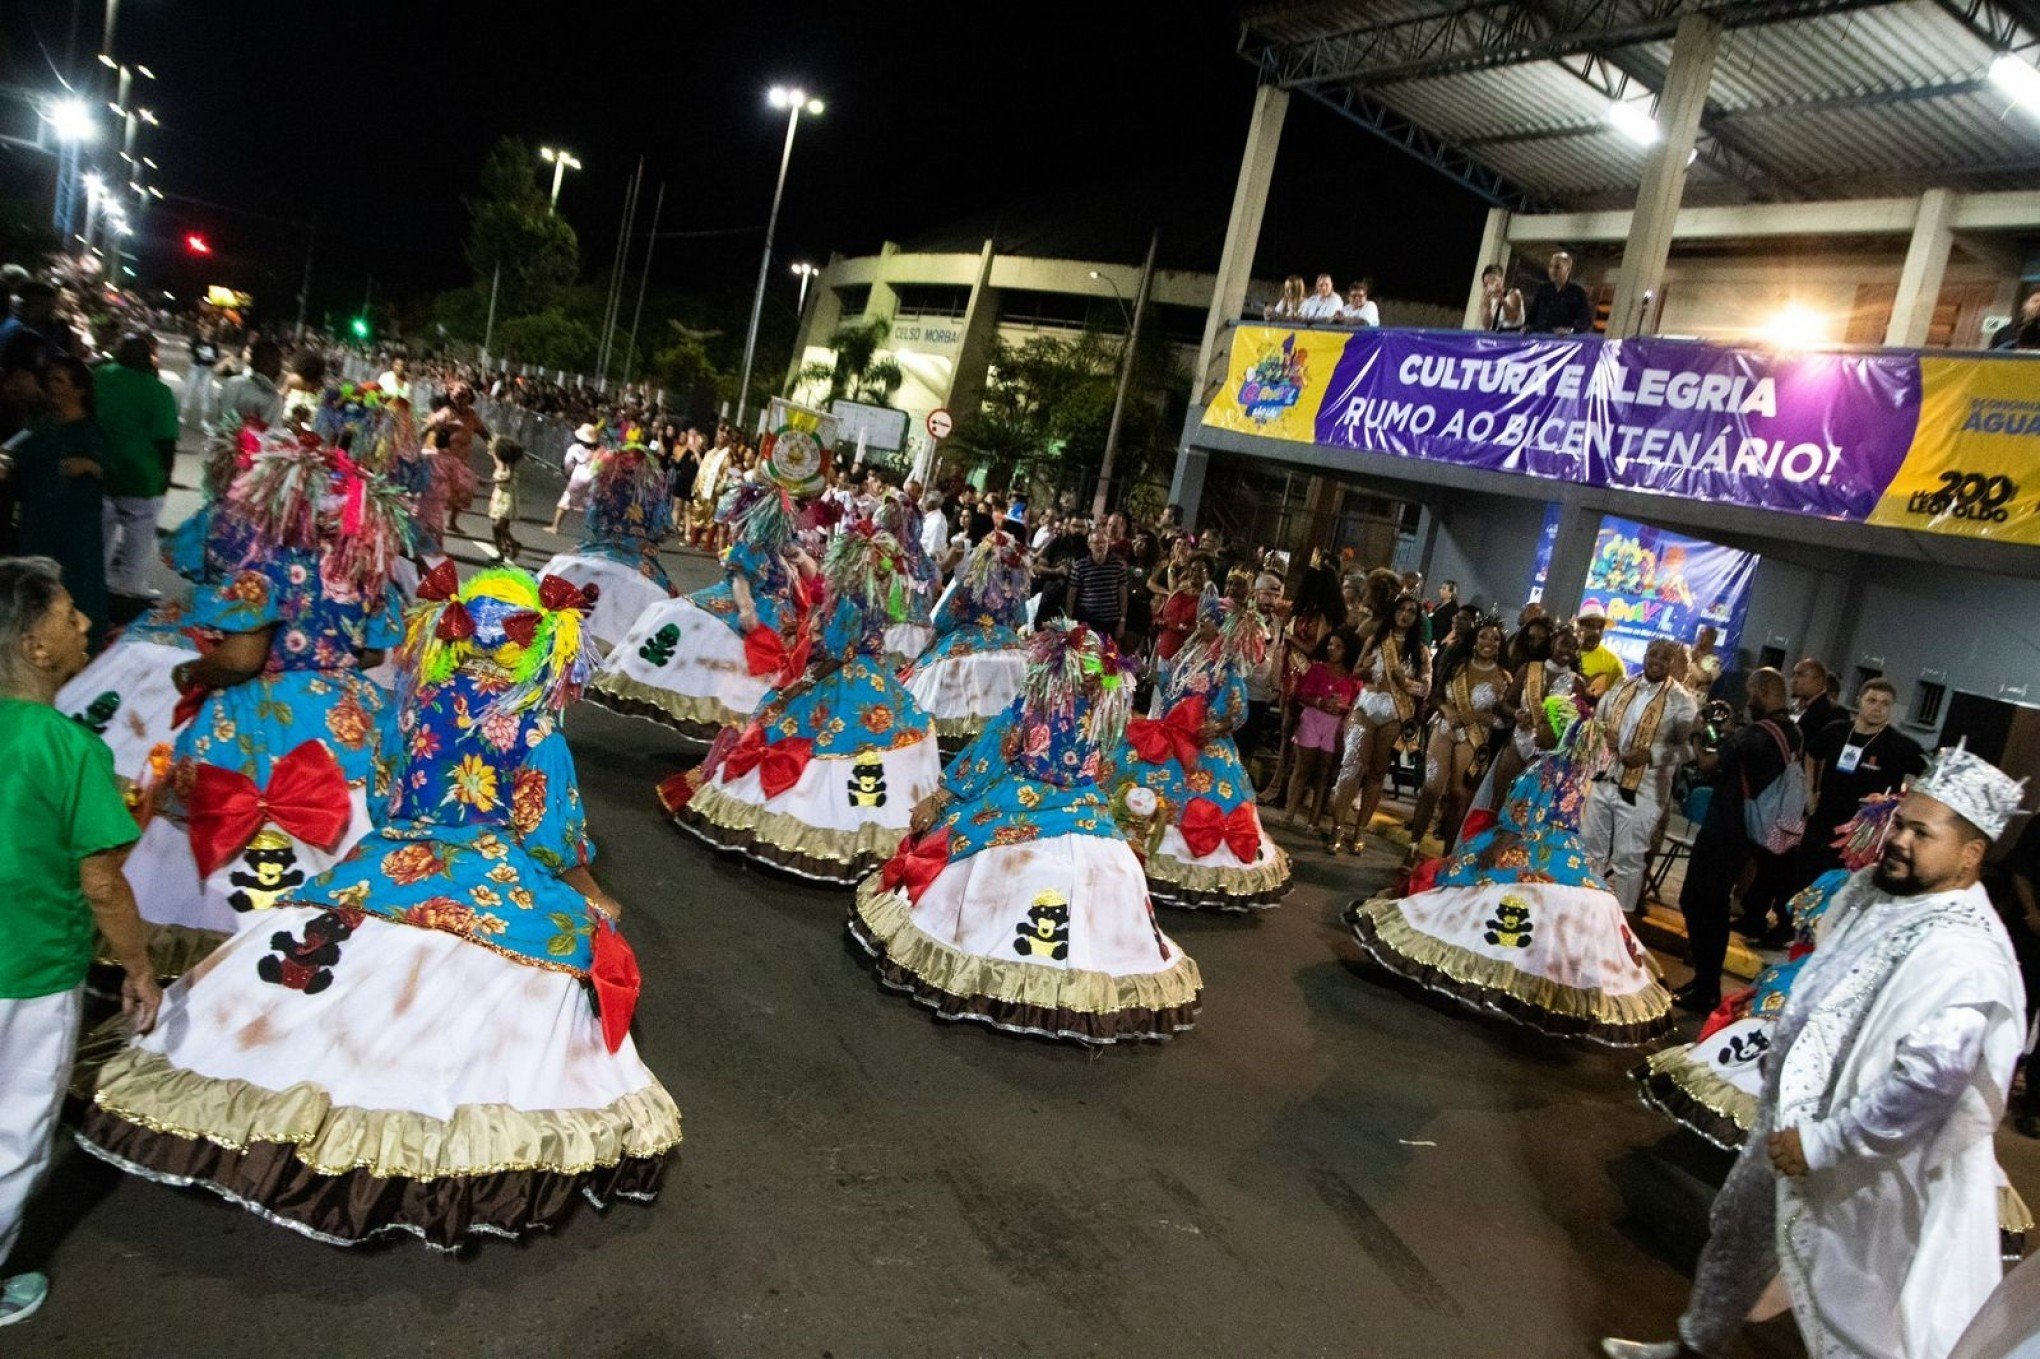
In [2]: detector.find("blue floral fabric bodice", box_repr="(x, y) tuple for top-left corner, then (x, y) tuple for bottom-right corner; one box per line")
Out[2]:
(1104, 659), (1255, 819)
(1744, 869), (1849, 1017)
(580, 456), (673, 588)
(691, 540), (795, 637)
(752, 595), (930, 760)
(299, 670), (602, 975)
(933, 700), (1116, 865)
(190, 550), (404, 675)
(1432, 732), (1606, 892)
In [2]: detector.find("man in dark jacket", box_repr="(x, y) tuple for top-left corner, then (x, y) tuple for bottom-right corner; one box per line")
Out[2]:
(1674, 667), (1801, 1011)
(1524, 251), (1594, 335)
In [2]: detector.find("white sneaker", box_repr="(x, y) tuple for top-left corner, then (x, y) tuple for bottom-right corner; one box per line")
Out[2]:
(1599, 1341), (1685, 1359)
(0, 1272), (50, 1327)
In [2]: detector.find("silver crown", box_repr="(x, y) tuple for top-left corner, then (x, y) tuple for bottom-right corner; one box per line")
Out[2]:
(1914, 738), (2027, 841)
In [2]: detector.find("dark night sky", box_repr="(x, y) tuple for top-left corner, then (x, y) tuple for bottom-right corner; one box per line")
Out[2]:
(3, 0), (1489, 326)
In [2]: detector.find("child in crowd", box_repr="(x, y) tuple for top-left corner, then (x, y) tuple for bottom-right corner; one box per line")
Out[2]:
(1284, 629), (1359, 830)
(488, 435), (526, 564)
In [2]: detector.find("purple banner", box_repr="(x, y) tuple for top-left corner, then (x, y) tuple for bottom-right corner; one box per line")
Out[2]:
(1309, 330), (1922, 521)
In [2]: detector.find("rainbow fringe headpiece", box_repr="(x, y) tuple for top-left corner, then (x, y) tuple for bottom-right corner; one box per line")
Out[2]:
(1023, 621), (1135, 751)
(401, 562), (596, 716)
(1176, 598), (1270, 681)
(717, 477), (799, 554)
(1833, 789), (1904, 871)
(960, 530), (1030, 614)
(223, 429), (415, 593)
(594, 444), (667, 511)
(823, 521), (910, 621)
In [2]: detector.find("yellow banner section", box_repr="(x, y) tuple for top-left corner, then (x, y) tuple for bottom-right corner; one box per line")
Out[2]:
(1864, 357), (2040, 546)
(1201, 326), (1345, 443)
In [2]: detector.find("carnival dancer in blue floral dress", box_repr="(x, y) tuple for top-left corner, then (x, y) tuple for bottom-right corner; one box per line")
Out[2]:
(1344, 697), (1673, 1046)
(877, 489), (935, 666)
(116, 432), (410, 972)
(593, 474), (814, 738)
(1102, 599), (1291, 912)
(537, 436), (676, 655)
(57, 421), (260, 785)
(900, 529), (1031, 746)
(77, 565), (682, 1251)
(661, 523), (942, 884)
(851, 622), (1202, 1045)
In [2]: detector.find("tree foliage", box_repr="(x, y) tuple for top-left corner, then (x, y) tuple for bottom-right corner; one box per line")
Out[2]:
(955, 325), (1185, 502)
(493, 308), (597, 371)
(464, 137), (579, 316)
(793, 318), (904, 406)
(648, 319), (733, 417)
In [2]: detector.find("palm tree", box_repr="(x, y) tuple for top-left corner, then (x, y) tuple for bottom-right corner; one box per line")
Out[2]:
(793, 318), (904, 406)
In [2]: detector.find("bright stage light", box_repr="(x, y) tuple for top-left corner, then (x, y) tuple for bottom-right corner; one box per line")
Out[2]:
(45, 97), (97, 143)
(1606, 99), (1660, 145)
(1990, 52), (2040, 112)
(1761, 304), (1828, 348)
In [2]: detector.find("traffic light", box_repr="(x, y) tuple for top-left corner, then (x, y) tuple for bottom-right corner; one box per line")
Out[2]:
(350, 316), (370, 340)
(184, 233), (211, 254)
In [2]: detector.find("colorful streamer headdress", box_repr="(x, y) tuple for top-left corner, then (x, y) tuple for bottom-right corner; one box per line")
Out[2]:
(402, 562), (597, 716)
(1023, 621), (1135, 751)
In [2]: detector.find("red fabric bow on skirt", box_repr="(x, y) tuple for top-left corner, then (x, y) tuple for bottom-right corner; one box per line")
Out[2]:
(1128, 693), (1208, 770)
(186, 740), (353, 877)
(744, 623), (812, 686)
(719, 725), (814, 799)
(880, 827), (950, 905)
(1179, 796), (1261, 864)
(590, 916), (641, 1054)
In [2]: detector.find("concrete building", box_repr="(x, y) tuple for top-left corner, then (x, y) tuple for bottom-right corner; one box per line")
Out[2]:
(785, 225), (1455, 469)
(1171, 0), (2040, 751)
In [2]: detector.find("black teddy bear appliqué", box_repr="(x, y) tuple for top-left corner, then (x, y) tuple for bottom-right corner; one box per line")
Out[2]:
(257, 909), (362, 995)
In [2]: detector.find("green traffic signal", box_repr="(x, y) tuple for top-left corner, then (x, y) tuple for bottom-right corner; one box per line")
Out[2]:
(350, 317), (370, 339)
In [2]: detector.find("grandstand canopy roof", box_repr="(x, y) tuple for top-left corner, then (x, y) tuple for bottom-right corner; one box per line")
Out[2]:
(1238, 0), (2040, 211)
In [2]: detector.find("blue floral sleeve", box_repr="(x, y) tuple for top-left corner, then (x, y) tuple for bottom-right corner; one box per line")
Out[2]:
(511, 726), (594, 874)
(1210, 672), (1249, 731)
(821, 597), (864, 656)
(725, 541), (765, 583)
(188, 563), (282, 634)
(364, 584), (406, 650)
(942, 702), (1018, 802)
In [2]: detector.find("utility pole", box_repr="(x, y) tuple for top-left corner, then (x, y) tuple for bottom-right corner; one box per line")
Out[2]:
(1093, 228), (1159, 521)
(597, 158), (643, 389)
(482, 262), (501, 361)
(622, 181), (665, 386)
(295, 219), (316, 340)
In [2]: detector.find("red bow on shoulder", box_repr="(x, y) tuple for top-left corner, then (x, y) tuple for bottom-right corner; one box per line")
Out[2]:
(187, 741), (352, 878)
(1179, 797), (1261, 864)
(720, 725), (814, 799)
(744, 623), (811, 686)
(417, 559), (460, 601)
(1127, 694), (1208, 770)
(538, 574), (598, 611)
(880, 827), (950, 905)
(590, 916), (641, 1054)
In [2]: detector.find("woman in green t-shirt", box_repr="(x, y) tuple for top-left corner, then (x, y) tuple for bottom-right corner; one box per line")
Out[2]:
(0, 556), (158, 1330)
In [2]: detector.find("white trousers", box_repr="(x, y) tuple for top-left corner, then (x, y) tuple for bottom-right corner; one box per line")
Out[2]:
(1580, 779), (1660, 913)
(102, 495), (165, 595)
(0, 986), (83, 1270)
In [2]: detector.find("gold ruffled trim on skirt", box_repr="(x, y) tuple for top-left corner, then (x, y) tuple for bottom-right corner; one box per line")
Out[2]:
(680, 775), (912, 871)
(1349, 894), (1673, 1045)
(90, 1047), (683, 1181)
(1638, 1044), (1757, 1137)
(931, 712), (995, 740)
(851, 879), (1204, 1016)
(2004, 1184), (2035, 1237)
(588, 670), (747, 734)
(1145, 844), (1293, 902)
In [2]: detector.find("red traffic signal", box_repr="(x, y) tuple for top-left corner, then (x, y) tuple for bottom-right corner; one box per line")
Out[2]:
(185, 233), (212, 255)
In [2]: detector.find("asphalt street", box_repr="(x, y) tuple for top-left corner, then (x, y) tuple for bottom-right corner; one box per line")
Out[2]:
(17, 398), (2038, 1358)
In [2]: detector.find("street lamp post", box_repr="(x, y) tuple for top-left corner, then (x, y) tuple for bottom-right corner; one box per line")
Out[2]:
(1091, 229), (1159, 522)
(539, 145), (582, 213)
(791, 262), (819, 318)
(736, 85), (823, 426)
(41, 97), (98, 235)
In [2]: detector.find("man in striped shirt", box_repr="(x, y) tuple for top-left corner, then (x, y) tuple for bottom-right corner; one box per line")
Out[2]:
(1066, 526), (1129, 643)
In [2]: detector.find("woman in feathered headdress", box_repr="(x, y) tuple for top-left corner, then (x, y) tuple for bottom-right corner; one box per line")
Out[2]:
(899, 529), (1032, 747)
(660, 523), (940, 884)
(591, 469), (817, 739)
(851, 621), (1202, 1046)
(1099, 597), (1292, 912)
(111, 429), (413, 976)
(1343, 695), (1673, 1048)
(535, 433), (676, 656)
(77, 564), (682, 1250)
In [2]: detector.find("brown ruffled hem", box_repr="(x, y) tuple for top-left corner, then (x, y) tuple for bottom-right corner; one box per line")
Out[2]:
(670, 802), (894, 887)
(1344, 899), (1674, 1049)
(846, 911), (1201, 1047)
(1146, 864), (1291, 914)
(584, 674), (737, 741)
(1630, 1058), (1750, 1151)
(75, 1106), (670, 1252)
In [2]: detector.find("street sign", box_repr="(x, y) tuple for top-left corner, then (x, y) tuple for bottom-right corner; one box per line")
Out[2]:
(926, 407), (954, 440)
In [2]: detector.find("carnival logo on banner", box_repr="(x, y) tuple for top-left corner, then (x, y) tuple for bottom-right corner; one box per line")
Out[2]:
(1236, 333), (1307, 425)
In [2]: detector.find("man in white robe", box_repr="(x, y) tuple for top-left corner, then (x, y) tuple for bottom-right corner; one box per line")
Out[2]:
(1606, 742), (2028, 1359)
